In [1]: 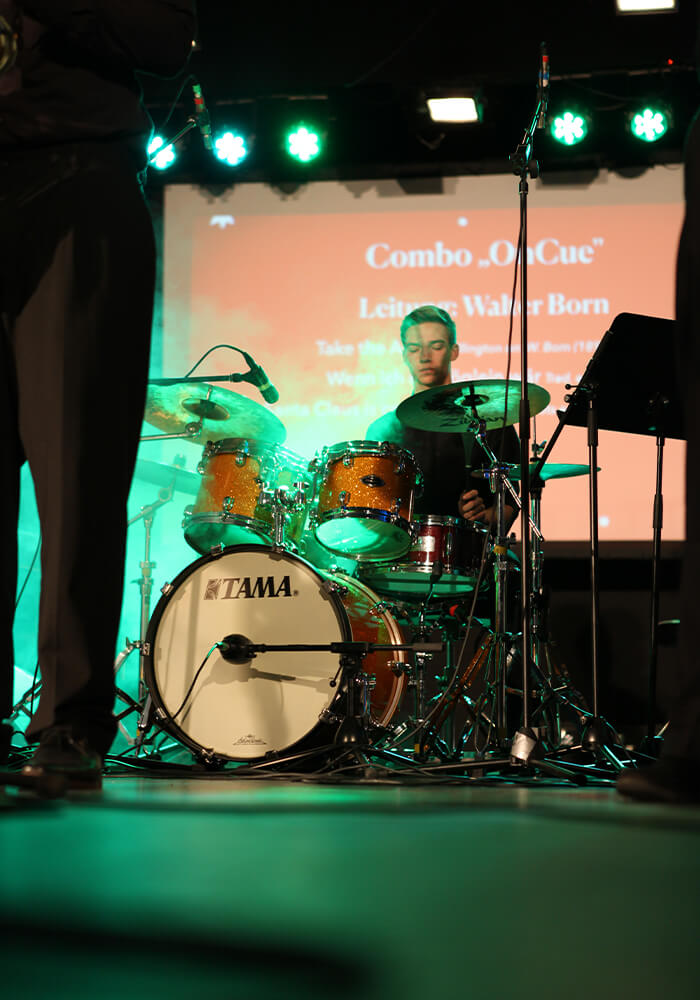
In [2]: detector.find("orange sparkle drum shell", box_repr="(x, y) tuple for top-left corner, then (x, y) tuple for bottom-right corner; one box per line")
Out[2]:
(312, 441), (422, 560)
(184, 439), (308, 554)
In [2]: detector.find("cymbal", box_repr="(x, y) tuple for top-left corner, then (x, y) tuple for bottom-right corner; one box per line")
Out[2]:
(474, 462), (595, 481)
(396, 379), (550, 432)
(144, 383), (286, 445)
(134, 459), (200, 494)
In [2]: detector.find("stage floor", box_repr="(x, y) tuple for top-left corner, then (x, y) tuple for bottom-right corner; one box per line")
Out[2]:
(2, 776), (699, 999)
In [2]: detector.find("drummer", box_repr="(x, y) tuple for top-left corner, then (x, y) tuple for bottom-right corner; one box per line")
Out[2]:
(365, 305), (520, 530)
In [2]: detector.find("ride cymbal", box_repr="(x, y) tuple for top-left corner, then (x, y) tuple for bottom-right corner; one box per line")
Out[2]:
(144, 382), (286, 445)
(473, 462), (595, 481)
(396, 379), (550, 432)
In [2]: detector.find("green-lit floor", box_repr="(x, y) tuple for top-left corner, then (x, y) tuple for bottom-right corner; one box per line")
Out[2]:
(2, 777), (699, 1000)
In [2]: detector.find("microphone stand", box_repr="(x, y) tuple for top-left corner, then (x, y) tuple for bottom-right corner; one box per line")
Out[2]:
(507, 44), (549, 766)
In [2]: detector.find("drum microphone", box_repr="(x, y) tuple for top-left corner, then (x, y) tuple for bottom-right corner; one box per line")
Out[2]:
(241, 351), (279, 404)
(192, 79), (213, 151)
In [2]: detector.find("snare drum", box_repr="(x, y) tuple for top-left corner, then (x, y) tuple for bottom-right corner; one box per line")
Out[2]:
(309, 440), (422, 560)
(143, 546), (407, 762)
(360, 515), (490, 599)
(183, 439), (308, 554)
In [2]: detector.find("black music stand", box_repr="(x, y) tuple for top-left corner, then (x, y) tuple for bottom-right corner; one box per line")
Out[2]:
(536, 312), (684, 765)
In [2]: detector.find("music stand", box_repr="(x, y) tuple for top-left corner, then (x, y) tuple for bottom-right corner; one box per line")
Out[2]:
(536, 312), (684, 764)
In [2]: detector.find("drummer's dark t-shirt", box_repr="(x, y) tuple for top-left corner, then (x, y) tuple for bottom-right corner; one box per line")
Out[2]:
(365, 410), (520, 519)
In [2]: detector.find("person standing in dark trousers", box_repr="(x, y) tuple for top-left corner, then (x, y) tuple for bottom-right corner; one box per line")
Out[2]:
(617, 106), (700, 803)
(0, 2), (196, 788)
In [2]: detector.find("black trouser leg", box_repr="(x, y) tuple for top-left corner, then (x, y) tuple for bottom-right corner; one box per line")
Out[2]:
(1, 150), (156, 755)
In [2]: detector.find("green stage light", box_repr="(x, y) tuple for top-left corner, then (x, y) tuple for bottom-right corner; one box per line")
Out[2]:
(550, 111), (588, 146)
(214, 131), (248, 166)
(630, 107), (669, 143)
(286, 124), (321, 163)
(148, 135), (176, 170)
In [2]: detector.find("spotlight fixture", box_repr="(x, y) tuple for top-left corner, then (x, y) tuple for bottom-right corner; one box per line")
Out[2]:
(427, 97), (480, 123)
(148, 135), (176, 170)
(629, 106), (669, 142)
(615, 1), (677, 12)
(286, 124), (322, 163)
(214, 131), (249, 166)
(550, 110), (588, 146)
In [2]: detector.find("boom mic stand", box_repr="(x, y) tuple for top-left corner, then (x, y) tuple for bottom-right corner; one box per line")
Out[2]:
(507, 42), (549, 767)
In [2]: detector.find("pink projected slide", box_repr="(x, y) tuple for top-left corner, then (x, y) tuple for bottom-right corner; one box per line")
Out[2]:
(163, 171), (685, 541)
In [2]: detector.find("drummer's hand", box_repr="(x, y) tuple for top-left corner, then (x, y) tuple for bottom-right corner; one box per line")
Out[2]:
(459, 489), (488, 522)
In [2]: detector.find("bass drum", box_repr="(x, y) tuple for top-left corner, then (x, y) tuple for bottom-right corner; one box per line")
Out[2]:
(143, 545), (407, 762)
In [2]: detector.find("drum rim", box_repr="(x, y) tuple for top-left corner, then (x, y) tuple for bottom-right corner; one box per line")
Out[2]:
(327, 571), (407, 724)
(412, 514), (489, 533)
(314, 507), (412, 560)
(320, 439), (418, 465)
(143, 544), (350, 764)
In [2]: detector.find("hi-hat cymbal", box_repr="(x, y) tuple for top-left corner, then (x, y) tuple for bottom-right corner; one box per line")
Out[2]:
(144, 383), (286, 445)
(134, 459), (201, 494)
(396, 379), (550, 433)
(473, 462), (595, 482)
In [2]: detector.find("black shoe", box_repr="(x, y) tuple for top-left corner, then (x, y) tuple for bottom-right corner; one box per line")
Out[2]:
(616, 756), (700, 805)
(22, 725), (103, 791)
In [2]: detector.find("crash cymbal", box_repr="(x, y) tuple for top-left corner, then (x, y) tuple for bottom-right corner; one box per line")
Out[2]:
(396, 379), (550, 433)
(144, 382), (286, 445)
(134, 459), (200, 494)
(473, 462), (595, 481)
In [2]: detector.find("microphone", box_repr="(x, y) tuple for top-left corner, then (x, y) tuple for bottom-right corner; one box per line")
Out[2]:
(242, 352), (279, 404)
(537, 42), (550, 130)
(192, 80), (213, 151)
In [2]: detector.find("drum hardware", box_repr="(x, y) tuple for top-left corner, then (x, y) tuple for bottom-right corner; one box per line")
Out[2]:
(216, 632), (442, 770)
(113, 479), (179, 747)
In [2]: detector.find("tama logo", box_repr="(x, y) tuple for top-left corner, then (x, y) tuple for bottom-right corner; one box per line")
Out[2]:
(204, 576), (293, 600)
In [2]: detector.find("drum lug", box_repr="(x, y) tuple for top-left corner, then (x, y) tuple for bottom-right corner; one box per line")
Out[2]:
(392, 498), (402, 514)
(394, 460), (405, 475)
(379, 442), (391, 456)
(338, 490), (349, 508)
(222, 496), (234, 513)
(342, 452), (353, 468)
(141, 642), (151, 657)
(321, 579), (349, 598)
(182, 506), (193, 528)
(360, 673), (376, 691)
(369, 601), (389, 617)
(389, 659), (408, 676)
(196, 461), (206, 475)
(319, 709), (340, 724)
(160, 582), (174, 596)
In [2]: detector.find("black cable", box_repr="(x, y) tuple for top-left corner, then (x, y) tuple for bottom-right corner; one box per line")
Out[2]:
(158, 72), (196, 131)
(170, 644), (221, 722)
(344, 5), (445, 89)
(182, 343), (247, 378)
(15, 533), (41, 611)
(28, 659), (40, 722)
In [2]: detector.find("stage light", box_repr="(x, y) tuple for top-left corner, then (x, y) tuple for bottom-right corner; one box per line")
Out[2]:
(286, 124), (321, 163)
(550, 111), (588, 146)
(214, 131), (248, 166)
(615, 1), (676, 12)
(148, 135), (176, 170)
(629, 107), (669, 142)
(427, 97), (480, 123)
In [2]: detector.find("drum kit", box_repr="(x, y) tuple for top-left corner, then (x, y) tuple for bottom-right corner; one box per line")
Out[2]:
(114, 373), (594, 774)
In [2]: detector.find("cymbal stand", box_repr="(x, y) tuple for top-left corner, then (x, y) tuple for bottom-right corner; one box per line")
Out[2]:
(113, 483), (175, 747)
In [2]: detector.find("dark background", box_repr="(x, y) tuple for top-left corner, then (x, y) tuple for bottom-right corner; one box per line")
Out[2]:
(143, 0), (700, 183)
(144, 1), (696, 734)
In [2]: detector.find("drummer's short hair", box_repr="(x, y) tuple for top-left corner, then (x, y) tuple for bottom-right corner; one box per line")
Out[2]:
(400, 305), (457, 347)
